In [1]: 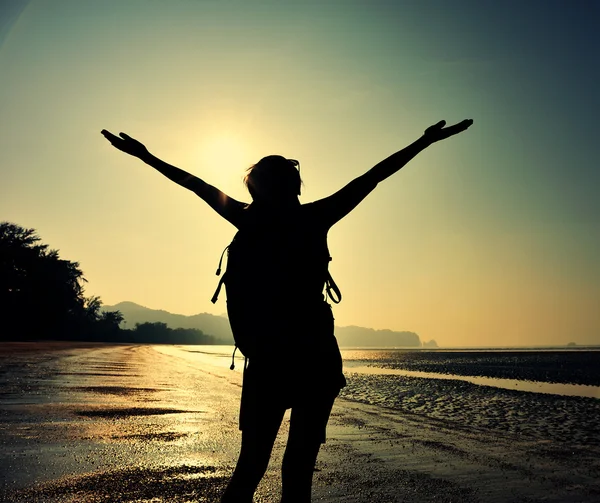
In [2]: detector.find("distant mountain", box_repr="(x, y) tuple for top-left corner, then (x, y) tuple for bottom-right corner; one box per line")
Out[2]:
(334, 326), (421, 348)
(104, 302), (422, 347)
(104, 302), (234, 344)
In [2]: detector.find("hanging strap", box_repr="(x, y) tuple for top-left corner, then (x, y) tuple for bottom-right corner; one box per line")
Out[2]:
(211, 274), (226, 304)
(325, 271), (342, 303)
(229, 346), (238, 370)
(325, 256), (342, 303)
(229, 346), (249, 371)
(211, 245), (229, 304)
(215, 245), (229, 276)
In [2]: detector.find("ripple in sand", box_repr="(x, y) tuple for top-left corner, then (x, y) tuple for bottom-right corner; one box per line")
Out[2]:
(76, 407), (197, 419)
(111, 431), (188, 442)
(5, 465), (228, 503)
(56, 372), (142, 377)
(74, 386), (162, 395)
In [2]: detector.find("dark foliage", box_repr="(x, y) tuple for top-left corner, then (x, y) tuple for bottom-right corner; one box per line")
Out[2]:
(123, 322), (215, 344)
(0, 222), (215, 345)
(0, 222), (123, 341)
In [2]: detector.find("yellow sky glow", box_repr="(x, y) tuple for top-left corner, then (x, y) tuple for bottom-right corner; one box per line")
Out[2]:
(1, 1), (598, 347)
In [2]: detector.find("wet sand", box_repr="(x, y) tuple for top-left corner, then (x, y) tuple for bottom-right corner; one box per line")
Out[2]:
(1, 343), (599, 502)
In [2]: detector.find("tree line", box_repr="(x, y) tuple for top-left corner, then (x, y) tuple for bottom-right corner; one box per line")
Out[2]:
(0, 222), (213, 344)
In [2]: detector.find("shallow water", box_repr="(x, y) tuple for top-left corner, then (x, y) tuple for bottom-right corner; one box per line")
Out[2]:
(165, 345), (600, 446)
(175, 345), (600, 398)
(341, 348), (600, 386)
(345, 364), (600, 398)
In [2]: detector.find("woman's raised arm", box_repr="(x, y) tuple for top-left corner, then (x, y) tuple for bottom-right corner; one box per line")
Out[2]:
(367, 119), (473, 183)
(101, 130), (245, 227)
(312, 119), (473, 227)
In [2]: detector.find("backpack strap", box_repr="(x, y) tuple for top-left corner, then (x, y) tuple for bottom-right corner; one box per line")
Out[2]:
(211, 273), (226, 304)
(211, 244), (230, 304)
(325, 255), (342, 304)
(325, 271), (342, 304)
(229, 346), (249, 371)
(215, 244), (229, 276)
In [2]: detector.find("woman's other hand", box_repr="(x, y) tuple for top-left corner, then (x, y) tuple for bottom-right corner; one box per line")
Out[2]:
(424, 119), (473, 143)
(101, 130), (149, 158)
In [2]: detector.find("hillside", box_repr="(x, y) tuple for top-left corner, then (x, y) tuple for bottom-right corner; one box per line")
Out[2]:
(104, 302), (234, 344)
(104, 301), (423, 347)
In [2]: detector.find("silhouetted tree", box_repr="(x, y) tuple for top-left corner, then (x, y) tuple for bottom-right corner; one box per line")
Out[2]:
(126, 322), (215, 344)
(99, 309), (125, 328)
(0, 222), (122, 340)
(84, 295), (103, 321)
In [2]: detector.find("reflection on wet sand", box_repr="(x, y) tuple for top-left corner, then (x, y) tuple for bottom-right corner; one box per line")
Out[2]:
(0, 344), (246, 503)
(1, 343), (599, 502)
(13, 465), (229, 503)
(76, 407), (195, 419)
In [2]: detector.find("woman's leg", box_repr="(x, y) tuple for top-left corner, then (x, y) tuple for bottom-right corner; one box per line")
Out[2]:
(280, 395), (336, 503)
(221, 405), (286, 503)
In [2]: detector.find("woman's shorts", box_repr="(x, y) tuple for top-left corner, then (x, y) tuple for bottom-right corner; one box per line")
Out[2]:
(239, 364), (343, 444)
(237, 301), (345, 444)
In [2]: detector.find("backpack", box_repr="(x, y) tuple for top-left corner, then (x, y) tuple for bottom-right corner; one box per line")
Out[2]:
(211, 220), (341, 368)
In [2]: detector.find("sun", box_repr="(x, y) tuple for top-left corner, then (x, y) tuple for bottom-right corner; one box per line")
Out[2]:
(193, 134), (252, 194)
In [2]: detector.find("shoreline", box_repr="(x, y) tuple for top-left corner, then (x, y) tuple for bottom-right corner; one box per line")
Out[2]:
(1, 343), (599, 502)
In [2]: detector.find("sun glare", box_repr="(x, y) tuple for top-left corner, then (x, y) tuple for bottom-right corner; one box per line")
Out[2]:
(194, 134), (251, 193)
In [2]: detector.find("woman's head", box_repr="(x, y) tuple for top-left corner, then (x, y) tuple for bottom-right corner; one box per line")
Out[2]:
(244, 155), (302, 202)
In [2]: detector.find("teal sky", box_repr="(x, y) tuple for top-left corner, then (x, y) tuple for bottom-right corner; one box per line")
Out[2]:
(1, 0), (598, 346)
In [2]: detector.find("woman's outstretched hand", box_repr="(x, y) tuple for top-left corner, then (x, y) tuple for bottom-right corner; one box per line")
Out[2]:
(424, 119), (473, 143)
(101, 130), (149, 158)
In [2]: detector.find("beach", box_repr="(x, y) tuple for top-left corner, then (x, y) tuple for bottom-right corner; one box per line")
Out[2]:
(0, 343), (599, 502)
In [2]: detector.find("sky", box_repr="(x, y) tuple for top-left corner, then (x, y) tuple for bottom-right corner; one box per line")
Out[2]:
(1, 0), (598, 347)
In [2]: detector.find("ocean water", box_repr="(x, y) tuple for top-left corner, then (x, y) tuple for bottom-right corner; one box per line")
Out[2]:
(158, 345), (600, 446)
(342, 348), (600, 385)
(337, 348), (600, 447)
(197, 345), (600, 391)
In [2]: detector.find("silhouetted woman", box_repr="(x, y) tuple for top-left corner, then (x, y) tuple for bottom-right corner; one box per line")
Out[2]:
(101, 118), (473, 502)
